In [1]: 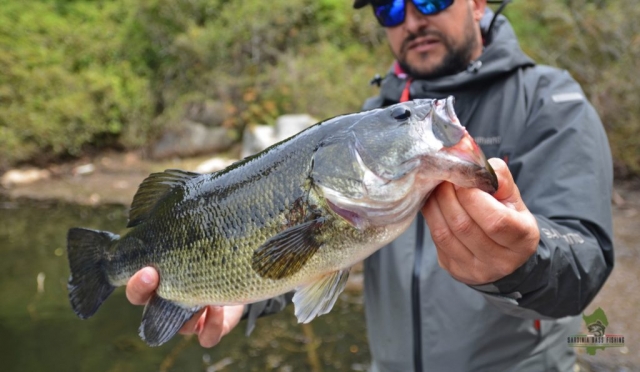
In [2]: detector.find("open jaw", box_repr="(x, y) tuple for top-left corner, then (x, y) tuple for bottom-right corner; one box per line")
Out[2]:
(320, 169), (435, 232)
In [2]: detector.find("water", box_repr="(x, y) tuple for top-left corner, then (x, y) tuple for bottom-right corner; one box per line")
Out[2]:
(0, 199), (370, 372)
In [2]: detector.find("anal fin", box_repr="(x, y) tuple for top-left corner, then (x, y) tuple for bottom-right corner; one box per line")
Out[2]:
(139, 294), (202, 347)
(293, 269), (350, 323)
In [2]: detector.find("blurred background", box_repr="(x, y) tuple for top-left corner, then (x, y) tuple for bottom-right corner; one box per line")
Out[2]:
(0, 0), (638, 371)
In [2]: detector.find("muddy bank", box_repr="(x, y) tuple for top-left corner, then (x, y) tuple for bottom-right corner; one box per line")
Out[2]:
(0, 151), (219, 206)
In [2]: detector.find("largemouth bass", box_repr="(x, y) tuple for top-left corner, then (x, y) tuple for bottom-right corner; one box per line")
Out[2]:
(67, 97), (497, 346)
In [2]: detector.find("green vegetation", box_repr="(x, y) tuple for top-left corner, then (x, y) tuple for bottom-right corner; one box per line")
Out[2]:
(1, 0), (638, 177)
(0, 1), (153, 168)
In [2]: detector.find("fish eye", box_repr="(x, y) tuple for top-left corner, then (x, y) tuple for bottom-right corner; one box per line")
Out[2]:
(391, 107), (411, 121)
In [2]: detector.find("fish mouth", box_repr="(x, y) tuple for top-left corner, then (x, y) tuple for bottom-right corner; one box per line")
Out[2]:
(428, 97), (498, 194)
(411, 99), (437, 121)
(444, 133), (498, 194)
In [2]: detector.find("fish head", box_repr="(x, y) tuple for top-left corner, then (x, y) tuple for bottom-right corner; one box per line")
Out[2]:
(347, 96), (497, 195)
(312, 96), (497, 229)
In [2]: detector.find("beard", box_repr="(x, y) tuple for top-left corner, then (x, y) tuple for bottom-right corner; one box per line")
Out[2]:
(395, 9), (479, 80)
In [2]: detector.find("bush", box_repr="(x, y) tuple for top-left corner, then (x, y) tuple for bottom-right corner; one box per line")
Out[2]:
(0, 0), (153, 168)
(1, 0), (638, 178)
(124, 0), (389, 124)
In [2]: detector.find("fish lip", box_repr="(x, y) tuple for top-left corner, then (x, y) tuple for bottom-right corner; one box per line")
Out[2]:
(443, 133), (499, 194)
(477, 159), (499, 194)
(411, 99), (435, 121)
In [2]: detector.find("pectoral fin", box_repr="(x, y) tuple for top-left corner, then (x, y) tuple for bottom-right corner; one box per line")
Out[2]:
(293, 269), (350, 323)
(251, 218), (326, 280)
(139, 294), (202, 347)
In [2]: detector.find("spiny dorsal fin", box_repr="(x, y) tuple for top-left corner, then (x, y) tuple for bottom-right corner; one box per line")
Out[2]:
(128, 169), (201, 228)
(293, 269), (350, 323)
(251, 218), (326, 280)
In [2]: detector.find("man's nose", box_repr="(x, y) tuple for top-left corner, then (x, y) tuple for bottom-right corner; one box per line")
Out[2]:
(403, 1), (429, 32)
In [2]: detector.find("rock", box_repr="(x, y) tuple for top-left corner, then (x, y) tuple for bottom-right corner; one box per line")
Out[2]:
(274, 114), (317, 142)
(241, 114), (317, 158)
(184, 99), (228, 127)
(612, 189), (626, 207)
(241, 124), (276, 158)
(150, 120), (235, 160)
(195, 157), (238, 173)
(1, 168), (51, 188)
(73, 163), (95, 176)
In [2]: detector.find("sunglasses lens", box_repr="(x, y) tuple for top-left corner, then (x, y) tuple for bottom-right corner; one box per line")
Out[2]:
(374, 0), (405, 28)
(414, 0), (454, 14)
(373, 0), (455, 27)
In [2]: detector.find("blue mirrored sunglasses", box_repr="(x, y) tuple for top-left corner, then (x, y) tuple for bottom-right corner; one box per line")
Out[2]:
(372, 0), (455, 27)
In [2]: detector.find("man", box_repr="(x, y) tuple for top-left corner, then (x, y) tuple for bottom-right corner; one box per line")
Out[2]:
(127, 0), (614, 370)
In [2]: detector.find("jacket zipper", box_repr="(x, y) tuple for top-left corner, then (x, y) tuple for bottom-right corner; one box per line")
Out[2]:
(412, 214), (425, 372)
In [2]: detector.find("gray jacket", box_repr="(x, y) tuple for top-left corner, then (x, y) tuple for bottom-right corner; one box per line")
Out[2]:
(244, 14), (614, 372)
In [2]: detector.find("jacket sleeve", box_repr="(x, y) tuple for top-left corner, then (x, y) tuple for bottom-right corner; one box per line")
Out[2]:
(240, 292), (294, 335)
(471, 69), (614, 319)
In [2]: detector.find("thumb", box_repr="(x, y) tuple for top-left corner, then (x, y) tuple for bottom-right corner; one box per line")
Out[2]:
(488, 158), (526, 211)
(126, 266), (159, 305)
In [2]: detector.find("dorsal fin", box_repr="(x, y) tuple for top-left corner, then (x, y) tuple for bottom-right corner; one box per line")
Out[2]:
(127, 169), (200, 228)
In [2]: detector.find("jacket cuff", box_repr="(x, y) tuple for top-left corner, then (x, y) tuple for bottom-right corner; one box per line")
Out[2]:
(472, 250), (542, 295)
(241, 293), (294, 336)
(468, 251), (553, 319)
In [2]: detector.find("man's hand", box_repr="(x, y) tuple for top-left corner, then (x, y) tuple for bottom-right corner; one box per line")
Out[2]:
(422, 158), (539, 285)
(126, 267), (244, 348)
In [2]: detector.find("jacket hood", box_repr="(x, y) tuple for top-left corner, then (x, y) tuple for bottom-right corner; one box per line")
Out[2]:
(378, 10), (535, 101)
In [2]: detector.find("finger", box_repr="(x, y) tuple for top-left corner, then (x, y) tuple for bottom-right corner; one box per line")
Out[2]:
(435, 182), (501, 264)
(199, 306), (225, 348)
(457, 185), (538, 250)
(126, 267), (159, 305)
(423, 185), (474, 264)
(220, 305), (245, 337)
(487, 158), (526, 211)
(178, 307), (207, 335)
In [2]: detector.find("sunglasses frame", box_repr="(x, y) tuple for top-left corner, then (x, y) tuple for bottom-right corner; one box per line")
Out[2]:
(372, 0), (455, 27)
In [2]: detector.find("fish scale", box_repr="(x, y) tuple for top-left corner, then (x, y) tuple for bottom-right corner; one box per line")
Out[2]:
(66, 97), (498, 346)
(108, 130), (364, 304)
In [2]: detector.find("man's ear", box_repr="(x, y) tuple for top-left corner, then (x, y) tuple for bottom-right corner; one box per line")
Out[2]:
(471, 0), (487, 22)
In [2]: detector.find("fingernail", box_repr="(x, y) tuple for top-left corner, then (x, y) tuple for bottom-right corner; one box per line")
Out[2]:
(141, 270), (153, 284)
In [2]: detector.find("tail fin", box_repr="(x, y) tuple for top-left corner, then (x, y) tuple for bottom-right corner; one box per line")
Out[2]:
(67, 227), (119, 319)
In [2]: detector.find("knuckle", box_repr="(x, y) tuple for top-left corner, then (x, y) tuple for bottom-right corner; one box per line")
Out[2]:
(450, 214), (474, 236)
(125, 284), (145, 305)
(431, 226), (453, 245)
(486, 213), (510, 236)
(201, 330), (222, 348)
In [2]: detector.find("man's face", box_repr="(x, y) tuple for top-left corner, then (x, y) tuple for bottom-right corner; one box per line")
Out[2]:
(384, 0), (486, 79)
